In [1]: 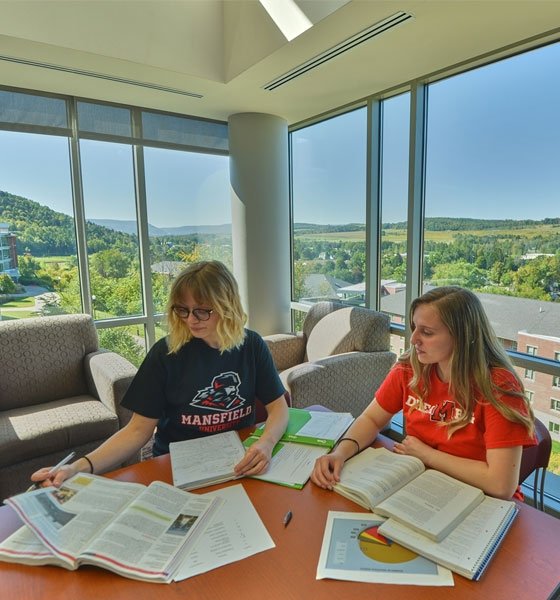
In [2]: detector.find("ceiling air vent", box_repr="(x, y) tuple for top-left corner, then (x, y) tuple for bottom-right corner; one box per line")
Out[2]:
(264, 11), (414, 91)
(0, 54), (203, 98)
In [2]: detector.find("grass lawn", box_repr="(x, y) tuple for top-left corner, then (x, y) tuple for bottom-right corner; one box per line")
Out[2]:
(0, 297), (36, 308)
(0, 310), (39, 319)
(37, 255), (73, 265)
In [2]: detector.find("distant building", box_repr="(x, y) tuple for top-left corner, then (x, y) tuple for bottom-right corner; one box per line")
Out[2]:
(151, 261), (186, 278)
(517, 332), (560, 442)
(301, 274), (352, 302)
(520, 253), (554, 260)
(337, 279), (407, 302)
(0, 222), (19, 280)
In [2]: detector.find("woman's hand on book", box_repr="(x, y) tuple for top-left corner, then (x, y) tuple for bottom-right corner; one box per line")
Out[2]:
(234, 439), (273, 476)
(393, 435), (433, 466)
(311, 453), (345, 490)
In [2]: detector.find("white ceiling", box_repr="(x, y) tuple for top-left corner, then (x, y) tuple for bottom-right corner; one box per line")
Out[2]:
(0, 1), (559, 125)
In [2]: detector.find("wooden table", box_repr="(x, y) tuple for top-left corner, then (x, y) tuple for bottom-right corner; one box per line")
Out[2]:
(1, 438), (559, 600)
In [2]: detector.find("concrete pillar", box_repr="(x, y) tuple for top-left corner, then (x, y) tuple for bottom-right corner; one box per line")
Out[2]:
(228, 112), (291, 335)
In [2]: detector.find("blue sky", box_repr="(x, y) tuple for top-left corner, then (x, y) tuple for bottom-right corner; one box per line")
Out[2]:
(1, 40), (559, 227)
(292, 40), (560, 224)
(0, 131), (231, 227)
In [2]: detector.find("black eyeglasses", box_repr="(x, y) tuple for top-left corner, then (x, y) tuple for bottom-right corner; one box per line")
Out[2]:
(172, 306), (214, 321)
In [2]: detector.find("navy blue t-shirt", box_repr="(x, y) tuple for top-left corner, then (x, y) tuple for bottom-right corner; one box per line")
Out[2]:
(121, 329), (285, 455)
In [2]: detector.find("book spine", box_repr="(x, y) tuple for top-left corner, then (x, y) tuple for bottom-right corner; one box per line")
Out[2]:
(472, 507), (518, 581)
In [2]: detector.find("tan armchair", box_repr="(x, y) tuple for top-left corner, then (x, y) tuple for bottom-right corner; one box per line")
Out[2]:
(264, 302), (396, 415)
(0, 314), (138, 501)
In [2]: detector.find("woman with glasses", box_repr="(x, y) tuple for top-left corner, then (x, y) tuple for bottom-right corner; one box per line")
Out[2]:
(311, 286), (536, 500)
(31, 261), (289, 487)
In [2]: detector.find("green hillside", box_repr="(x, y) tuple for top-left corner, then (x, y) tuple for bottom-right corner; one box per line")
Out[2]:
(0, 190), (137, 256)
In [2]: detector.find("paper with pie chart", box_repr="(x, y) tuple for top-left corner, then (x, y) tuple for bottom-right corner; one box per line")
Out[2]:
(317, 511), (454, 586)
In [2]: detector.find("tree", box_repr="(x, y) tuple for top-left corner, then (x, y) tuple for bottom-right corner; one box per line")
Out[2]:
(430, 261), (488, 288)
(90, 249), (131, 279)
(513, 256), (560, 300)
(98, 328), (145, 368)
(17, 255), (42, 281)
(0, 273), (16, 294)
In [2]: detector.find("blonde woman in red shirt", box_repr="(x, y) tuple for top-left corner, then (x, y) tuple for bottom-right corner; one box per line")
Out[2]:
(312, 286), (536, 500)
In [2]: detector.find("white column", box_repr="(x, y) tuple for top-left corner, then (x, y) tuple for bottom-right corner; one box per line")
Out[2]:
(228, 112), (291, 335)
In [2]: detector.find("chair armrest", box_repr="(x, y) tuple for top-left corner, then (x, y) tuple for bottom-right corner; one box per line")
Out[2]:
(85, 350), (137, 429)
(281, 351), (396, 415)
(263, 333), (307, 371)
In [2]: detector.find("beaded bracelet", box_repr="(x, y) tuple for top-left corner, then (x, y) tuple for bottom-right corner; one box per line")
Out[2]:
(80, 455), (94, 474)
(335, 437), (361, 457)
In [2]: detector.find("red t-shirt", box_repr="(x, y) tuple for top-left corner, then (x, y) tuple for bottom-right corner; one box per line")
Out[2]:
(375, 363), (536, 498)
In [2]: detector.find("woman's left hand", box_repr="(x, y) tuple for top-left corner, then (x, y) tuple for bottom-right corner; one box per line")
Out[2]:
(234, 439), (273, 476)
(393, 435), (434, 466)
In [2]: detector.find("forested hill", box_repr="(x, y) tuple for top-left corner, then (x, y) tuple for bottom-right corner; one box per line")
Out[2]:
(295, 217), (560, 234)
(2, 189), (558, 256)
(0, 190), (136, 256)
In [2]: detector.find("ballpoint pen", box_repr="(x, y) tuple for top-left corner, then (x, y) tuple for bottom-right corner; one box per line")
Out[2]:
(283, 510), (293, 528)
(25, 451), (77, 493)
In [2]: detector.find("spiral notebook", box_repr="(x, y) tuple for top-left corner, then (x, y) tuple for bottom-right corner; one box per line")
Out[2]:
(378, 496), (518, 580)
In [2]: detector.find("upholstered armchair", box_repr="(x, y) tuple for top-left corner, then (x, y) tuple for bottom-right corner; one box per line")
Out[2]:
(264, 302), (396, 415)
(0, 314), (138, 501)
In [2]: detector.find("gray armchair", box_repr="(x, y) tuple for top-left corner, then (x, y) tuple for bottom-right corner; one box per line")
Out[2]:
(0, 314), (138, 501)
(264, 301), (396, 415)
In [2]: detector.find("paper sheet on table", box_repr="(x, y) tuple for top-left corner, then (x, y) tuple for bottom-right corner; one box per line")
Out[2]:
(174, 484), (275, 581)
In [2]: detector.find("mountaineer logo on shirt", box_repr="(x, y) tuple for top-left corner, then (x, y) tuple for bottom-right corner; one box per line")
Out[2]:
(181, 371), (253, 433)
(190, 371), (248, 411)
(181, 371), (252, 432)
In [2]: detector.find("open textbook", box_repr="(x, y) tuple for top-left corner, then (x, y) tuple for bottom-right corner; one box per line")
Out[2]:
(170, 430), (246, 491)
(378, 497), (518, 580)
(334, 447), (486, 542)
(170, 429), (328, 490)
(246, 408), (354, 488)
(170, 409), (354, 491)
(0, 474), (220, 583)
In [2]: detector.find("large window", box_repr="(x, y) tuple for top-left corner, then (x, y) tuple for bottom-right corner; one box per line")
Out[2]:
(0, 89), (229, 364)
(0, 130), (77, 318)
(291, 108), (367, 306)
(80, 139), (142, 319)
(144, 147), (232, 317)
(380, 92), (410, 356)
(423, 44), (560, 456)
(289, 40), (560, 506)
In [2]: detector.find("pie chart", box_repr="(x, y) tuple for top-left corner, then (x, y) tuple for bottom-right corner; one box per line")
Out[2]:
(358, 525), (418, 564)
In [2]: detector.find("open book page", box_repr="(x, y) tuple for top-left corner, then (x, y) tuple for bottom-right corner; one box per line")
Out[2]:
(334, 448), (425, 509)
(244, 435), (329, 488)
(378, 497), (518, 580)
(83, 480), (221, 582)
(5, 475), (221, 583)
(0, 524), (66, 567)
(170, 430), (246, 490)
(5, 474), (145, 568)
(254, 408), (354, 448)
(175, 484), (275, 581)
(374, 470), (485, 542)
(316, 511), (454, 586)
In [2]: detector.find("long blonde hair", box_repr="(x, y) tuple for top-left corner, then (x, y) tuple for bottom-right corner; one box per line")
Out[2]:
(166, 261), (247, 353)
(400, 286), (534, 436)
